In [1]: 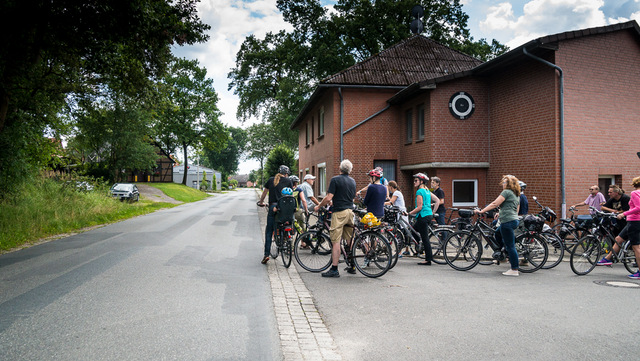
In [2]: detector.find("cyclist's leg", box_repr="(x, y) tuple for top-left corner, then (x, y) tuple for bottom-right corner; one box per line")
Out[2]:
(329, 209), (352, 267)
(263, 204), (277, 262)
(415, 215), (433, 262)
(500, 220), (519, 270)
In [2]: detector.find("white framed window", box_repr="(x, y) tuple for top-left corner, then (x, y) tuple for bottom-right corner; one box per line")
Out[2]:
(374, 160), (396, 182)
(452, 179), (478, 207)
(306, 122), (310, 145)
(318, 107), (324, 137)
(317, 162), (327, 196)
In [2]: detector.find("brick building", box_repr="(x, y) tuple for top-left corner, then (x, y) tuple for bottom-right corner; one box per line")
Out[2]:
(291, 21), (640, 217)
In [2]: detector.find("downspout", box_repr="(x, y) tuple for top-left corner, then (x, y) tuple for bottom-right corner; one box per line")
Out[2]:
(339, 87), (344, 161)
(523, 47), (566, 218)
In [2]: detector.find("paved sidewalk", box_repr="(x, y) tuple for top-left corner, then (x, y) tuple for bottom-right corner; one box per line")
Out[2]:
(255, 190), (341, 361)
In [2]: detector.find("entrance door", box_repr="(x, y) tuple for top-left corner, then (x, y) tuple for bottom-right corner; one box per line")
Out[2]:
(599, 176), (615, 201)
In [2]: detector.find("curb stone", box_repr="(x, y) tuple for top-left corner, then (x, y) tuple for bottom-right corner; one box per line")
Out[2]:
(255, 190), (342, 361)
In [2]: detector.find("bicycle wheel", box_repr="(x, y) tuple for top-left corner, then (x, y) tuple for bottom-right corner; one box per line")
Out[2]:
(622, 244), (639, 274)
(569, 235), (601, 275)
(540, 232), (564, 269)
(515, 233), (548, 273)
(443, 230), (482, 271)
(551, 223), (579, 254)
(385, 230), (401, 269)
(429, 228), (449, 265)
(270, 230), (280, 259)
(476, 232), (494, 266)
(281, 229), (293, 268)
(294, 231), (332, 272)
(352, 230), (392, 278)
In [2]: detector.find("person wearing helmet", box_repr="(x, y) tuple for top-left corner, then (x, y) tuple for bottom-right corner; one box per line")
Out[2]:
(363, 169), (387, 218)
(289, 175), (309, 234)
(257, 165), (294, 264)
(518, 181), (529, 216)
(408, 172), (440, 265)
(357, 167), (389, 199)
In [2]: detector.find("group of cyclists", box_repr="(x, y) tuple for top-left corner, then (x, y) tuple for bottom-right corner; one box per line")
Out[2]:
(257, 162), (640, 280)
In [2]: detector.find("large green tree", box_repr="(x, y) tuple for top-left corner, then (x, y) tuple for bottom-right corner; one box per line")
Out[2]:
(0, 0), (209, 195)
(229, 0), (508, 148)
(200, 126), (247, 176)
(155, 58), (226, 186)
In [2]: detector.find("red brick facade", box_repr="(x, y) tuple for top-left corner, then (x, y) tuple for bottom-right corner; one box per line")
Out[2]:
(294, 22), (640, 217)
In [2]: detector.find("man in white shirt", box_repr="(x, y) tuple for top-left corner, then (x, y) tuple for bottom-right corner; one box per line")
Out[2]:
(299, 174), (320, 207)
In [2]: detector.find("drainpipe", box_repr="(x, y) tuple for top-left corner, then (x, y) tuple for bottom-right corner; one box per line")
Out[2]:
(523, 46), (566, 218)
(339, 87), (344, 161)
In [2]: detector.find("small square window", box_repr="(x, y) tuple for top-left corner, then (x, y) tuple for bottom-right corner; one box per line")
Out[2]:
(452, 179), (478, 207)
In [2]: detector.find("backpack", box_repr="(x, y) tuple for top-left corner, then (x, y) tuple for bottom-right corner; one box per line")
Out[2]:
(275, 195), (297, 224)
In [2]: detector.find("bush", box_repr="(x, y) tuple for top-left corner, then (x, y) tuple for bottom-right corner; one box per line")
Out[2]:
(221, 181), (228, 190)
(265, 144), (297, 177)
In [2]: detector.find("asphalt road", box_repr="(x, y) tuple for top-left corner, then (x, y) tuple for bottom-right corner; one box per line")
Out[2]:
(0, 188), (279, 361)
(296, 245), (640, 361)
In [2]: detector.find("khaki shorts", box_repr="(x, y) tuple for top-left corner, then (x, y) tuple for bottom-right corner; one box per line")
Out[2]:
(329, 209), (354, 244)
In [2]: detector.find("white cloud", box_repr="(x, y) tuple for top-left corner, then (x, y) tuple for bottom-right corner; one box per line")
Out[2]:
(479, 0), (612, 48)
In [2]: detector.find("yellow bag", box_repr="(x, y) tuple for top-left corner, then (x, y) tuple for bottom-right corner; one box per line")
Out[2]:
(360, 212), (381, 227)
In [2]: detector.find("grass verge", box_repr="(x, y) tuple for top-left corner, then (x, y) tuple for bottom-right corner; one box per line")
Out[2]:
(0, 178), (197, 253)
(145, 182), (212, 202)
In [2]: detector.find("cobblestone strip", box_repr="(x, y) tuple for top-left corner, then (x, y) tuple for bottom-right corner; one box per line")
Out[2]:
(256, 191), (341, 361)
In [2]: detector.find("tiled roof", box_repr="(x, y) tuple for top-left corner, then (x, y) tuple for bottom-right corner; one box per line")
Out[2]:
(321, 35), (483, 86)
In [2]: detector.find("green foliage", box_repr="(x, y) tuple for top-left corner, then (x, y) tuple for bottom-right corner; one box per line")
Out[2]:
(145, 183), (210, 202)
(201, 126), (246, 175)
(155, 58), (226, 185)
(229, 0), (509, 149)
(212, 174), (217, 191)
(265, 144), (297, 178)
(229, 179), (238, 188)
(0, 177), (176, 251)
(0, 0), (210, 198)
(221, 182), (229, 191)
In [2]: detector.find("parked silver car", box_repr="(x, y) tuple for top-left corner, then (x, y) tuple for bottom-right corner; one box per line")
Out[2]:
(110, 183), (140, 202)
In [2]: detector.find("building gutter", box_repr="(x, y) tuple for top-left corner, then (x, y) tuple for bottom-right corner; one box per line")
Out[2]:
(523, 46), (566, 218)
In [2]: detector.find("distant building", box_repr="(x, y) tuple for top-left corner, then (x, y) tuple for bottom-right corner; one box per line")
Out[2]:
(229, 174), (250, 187)
(173, 165), (222, 191)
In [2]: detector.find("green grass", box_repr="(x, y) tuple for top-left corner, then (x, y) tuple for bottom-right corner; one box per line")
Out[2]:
(145, 182), (212, 202)
(0, 178), (209, 253)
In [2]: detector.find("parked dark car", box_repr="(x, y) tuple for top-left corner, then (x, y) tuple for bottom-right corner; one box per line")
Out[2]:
(110, 183), (140, 202)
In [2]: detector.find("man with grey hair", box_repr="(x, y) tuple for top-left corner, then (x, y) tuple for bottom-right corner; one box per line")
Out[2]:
(314, 159), (356, 277)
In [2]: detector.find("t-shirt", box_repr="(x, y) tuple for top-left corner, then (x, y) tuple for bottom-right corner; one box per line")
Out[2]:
(293, 186), (304, 209)
(499, 189), (520, 223)
(391, 190), (406, 211)
(264, 176), (293, 205)
(416, 188), (433, 218)
(327, 174), (356, 212)
(363, 183), (387, 218)
(605, 193), (630, 229)
(433, 187), (445, 215)
(519, 194), (529, 215)
(584, 192), (606, 213)
(298, 182), (314, 205)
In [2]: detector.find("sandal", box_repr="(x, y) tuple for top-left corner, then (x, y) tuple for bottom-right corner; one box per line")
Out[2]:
(261, 256), (269, 264)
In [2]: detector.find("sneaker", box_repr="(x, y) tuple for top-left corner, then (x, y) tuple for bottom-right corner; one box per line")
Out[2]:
(261, 256), (269, 264)
(502, 269), (519, 276)
(397, 253), (403, 259)
(596, 257), (613, 266)
(344, 266), (356, 274)
(628, 272), (640, 279)
(402, 251), (410, 256)
(321, 269), (340, 278)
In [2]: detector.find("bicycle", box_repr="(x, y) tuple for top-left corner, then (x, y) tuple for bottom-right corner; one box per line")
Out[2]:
(443, 209), (549, 273)
(551, 206), (594, 254)
(294, 207), (393, 277)
(258, 196), (297, 268)
(528, 196), (564, 269)
(569, 208), (638, 275)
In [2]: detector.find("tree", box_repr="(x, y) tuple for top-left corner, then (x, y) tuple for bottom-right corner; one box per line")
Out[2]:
(201, 126), (247, 175)
(155, 58), (226, 186)
(229, 0), (508, 147)
(70, 90), (159, 182)
(265, 144), (297, 179)
(245, 122), (284, 186)
(0, 0), (209, 196)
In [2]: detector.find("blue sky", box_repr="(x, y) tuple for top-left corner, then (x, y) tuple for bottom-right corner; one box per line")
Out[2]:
(172, 0), (640, 173)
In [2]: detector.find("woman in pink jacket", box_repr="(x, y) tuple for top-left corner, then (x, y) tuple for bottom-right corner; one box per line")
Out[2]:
(613, 176), (640, 279)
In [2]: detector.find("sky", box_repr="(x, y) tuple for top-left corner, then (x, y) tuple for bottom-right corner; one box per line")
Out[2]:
(171, 0), (640, 174)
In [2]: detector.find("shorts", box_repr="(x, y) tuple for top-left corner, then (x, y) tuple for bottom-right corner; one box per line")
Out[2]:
(618, 220), (640, 246)
(329, 209), (354, 244)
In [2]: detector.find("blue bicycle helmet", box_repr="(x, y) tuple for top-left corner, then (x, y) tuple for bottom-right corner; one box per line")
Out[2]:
(281, 187), (293, 196)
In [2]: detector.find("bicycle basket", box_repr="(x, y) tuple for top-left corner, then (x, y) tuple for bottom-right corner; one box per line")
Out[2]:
(360, 212), (381, 227)
(523, 214), (545, 232)
(458, 209), (474, 218)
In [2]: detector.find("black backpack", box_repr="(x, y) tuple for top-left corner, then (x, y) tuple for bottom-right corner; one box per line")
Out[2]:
(275, 195), (297, 224)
